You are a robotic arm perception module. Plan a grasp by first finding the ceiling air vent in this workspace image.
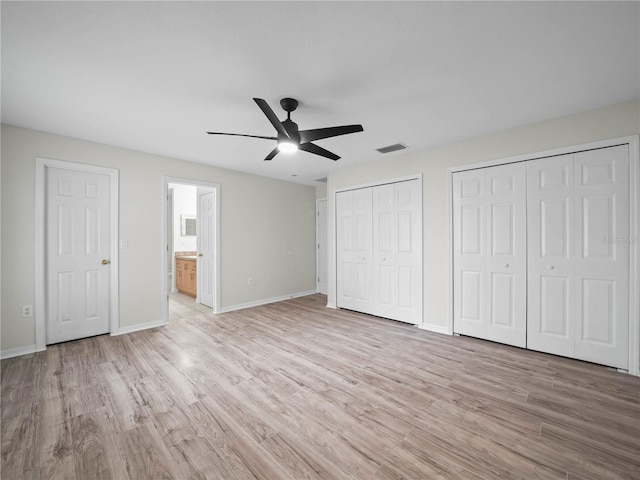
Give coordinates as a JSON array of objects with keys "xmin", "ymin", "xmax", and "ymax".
[{"xmin": 376, "ymin": 143, "xmax": 407, "ymax": 154}]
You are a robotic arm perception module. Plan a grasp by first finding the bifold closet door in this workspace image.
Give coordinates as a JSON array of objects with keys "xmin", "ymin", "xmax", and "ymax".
[
  {"xmin": 336, "ymin": 188, "xmax": 373, "ymax": 314},
  {"xmin": 453, "ymin": 163, "xmax": 527, "ymax": 347},
  {"xmin": 373, "ymin": 179, "xmax": 422, "ymax": 324},
  {"xmin": 527, "ymin": 146, "xmax": 629, "ymax": 369},
  {"xmin": 337, "ymin": 179, "xmax": 422, "ymax": 323}
]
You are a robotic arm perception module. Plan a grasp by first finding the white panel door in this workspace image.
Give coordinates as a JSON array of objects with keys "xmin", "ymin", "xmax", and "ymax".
[
  {"xmin": 46, "ymin": 167, "xmax": 111, "ymax": 344},
  {"xmin": 453, "ymin": 169, "xmax": 487, "ymax": 339},
  {"xmin": 198, "ymin": 191, "xmax": 215, "ymax": 308},
  {"xmin": 317, "ymin": 199, "xmax": 328, "ymax": 294},
  {"xmin": 373, "ymin": 184, "xmax": 396, "ymax": 319},
  {"xmin": 527, "ymin": 154, "xmax": 576, "ymax": 357},
  {"xmin": 336, "ymin": 188, "xmax": 373, "ymax": 313},
  {"xmin": 338, "ymin": 181, "xmax": 421, "ymax": 322},
  {"xmin": 574, "ymin": 146, "xmax": 629, "ymax": 369},
  {"xmin": 453, "ymin": 165, "xmax": 526, "ymax": 346},
  {"xmin": 336, "ymin": 190, "xmax": 355, "ymax": 309},
  {"xmin": 485, "ymin": 164, "xmax": 527, "ymax": 347},
  {"xmin": 353, "ymin": 188, "xmax": 374, "ymax": 314},
  {"xmin": 527, "ymin": 146, "xmax": 629, "ymax": 369},
  {"xmin": 392, "ymin": 179, "xmax": 422, "ymax": 324}
]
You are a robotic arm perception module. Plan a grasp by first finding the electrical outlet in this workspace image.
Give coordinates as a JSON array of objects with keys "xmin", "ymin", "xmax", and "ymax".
[
  {"xmin": 21, "ymin": 305, "xmax": 33, "ymax": 318},
  {"xmin": 247, "ymin": 278, "xmax": 253, "ymax": 286}
]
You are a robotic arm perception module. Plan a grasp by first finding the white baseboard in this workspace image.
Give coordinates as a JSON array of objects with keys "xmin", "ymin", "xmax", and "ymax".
[
  {"xmin": 219, "ymin": 290, "xmax": 316, "ymax": 314},
  {"xmin": 1, "ymin": 344, "xmax": 39, "ymax": 360},
  {"xmin": 112, "ymin": 319, "xmax": 168, "ymax": 336},
  {"xmin": 418, "ymin": 323, "xmax": 452, "ymax": 335}
]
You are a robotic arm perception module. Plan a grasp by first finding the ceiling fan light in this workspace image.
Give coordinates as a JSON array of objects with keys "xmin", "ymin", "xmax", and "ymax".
[{"xmin": 278, "ymin": 141, "xmax": 298, "ymax": 153}]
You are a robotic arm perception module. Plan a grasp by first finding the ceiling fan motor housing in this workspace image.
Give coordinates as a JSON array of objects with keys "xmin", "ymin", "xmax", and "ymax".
[{"xmin": 280, "ymin": 97, "xmax": 299, "ymax": 113}]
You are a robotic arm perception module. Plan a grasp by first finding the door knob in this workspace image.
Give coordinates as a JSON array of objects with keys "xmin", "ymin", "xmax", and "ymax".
[
  {"xmin": 547, "ymin": 265, "xmax": 554, "ymax": 270},
  {"xmin": 198, "ymin": 253, "xmax": 203, "ymax": 257},
  {"xmin": 504, "ymin": 263, "xmax": 509, "ymax": 268},
  {"xmin": 101, "ymin": 259, "xmax": 110, "ymax": 265}
]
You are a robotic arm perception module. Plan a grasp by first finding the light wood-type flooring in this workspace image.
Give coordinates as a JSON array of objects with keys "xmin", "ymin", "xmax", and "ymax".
[{"xmin": 2, "ymin": 294, "xmax": 639, "ymax": 479}]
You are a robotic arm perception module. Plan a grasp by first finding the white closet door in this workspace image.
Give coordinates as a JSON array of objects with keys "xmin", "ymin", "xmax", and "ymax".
[
  {"xmin": 393, "ymin": 179, "xmax": 422, "ymax": 324},
  {"xmin": 453, "ymin": 165, "xmax": 526, "ymax": 346},
  {"xmin": 353, "ymin": 188, "xmax": 374, "ymax": 314},
  {"xmin": 336, "ymin": 190, "xmax": 355, "ymax": 309},
  {"xmin": 336, "ymin": 188, "xmax": 373, "ymax": 314},
  {"xmin": 373, "ymin": 184, "xmax": 396, "ymax": 319},
  {"xmin": 527, "ymin": 146, "xmax": 629, "ymax": 369},
  {"xmin": 338, "ymin": 180, "xmax": 422, "ymax": 323},
  {"xmin": 485, "ymin": 164, "xmax": 527, "ymax": 347},
  {"xmin": 574, "ymin": 146, "xmax": 629, "ymax": 369},
  {"xmin": 372, "ymin": 179, "xmax": 422, "ymax": 324},
  {"xmin": 453, "ymin": 169, "xmax": 487, "ymax": 339},
  {"xmin": 527, "ymin": 154, "xmax": 576, "ymax": 357}
]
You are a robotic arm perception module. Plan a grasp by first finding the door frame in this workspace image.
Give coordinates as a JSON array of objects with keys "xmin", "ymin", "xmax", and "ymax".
[
  {"xmin": 162, "ymin": 176, "xmax": 220, "ymax": 316},
  {"xmin": 35, "ymin": 158, "xmax": 120, "ymax": 351},
  {"xmin": 448, "ymin": 135, "xmax": 640, "ymax": 376},
  {"xmin": 316, "ymin": 198, "xmax": 328, "ymax": 295}
]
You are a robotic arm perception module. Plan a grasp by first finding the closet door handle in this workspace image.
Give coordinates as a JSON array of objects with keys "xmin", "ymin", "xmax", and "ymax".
[
  {"xmin": 504, "ymin": 263, "xmax": 509, "ymax": 268},
  {"xmin": 547, "ymin": 265, "xmax": 554, "ymax": 270}
]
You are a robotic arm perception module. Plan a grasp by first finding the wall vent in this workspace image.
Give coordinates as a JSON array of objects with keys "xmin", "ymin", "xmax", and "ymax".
[{"xmin": 376, "ymin": 143, "xmax": 407, "ymax": 154}]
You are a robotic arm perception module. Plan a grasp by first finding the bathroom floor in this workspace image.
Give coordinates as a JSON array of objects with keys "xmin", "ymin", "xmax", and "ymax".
[{"xmin": 169, "ymin": 291, "xmax": 212, "ymax": 321}]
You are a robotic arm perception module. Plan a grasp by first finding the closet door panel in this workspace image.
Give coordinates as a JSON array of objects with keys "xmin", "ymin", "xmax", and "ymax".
[
  {"xmin": 453, "ymin": 170, "xmax": 487, "ymax": 338},
  {"xmin": 394, "ymin": 179, "xmax": 422, "ymax": 323},
  {"xmin": 453, "ymin": 165, "xmax": 526, "ymax": 346},
  {"xmin": 353, "ymin": 188, "xmax": 374, "ymax": 314},
  {"xmin": 373, "ymin": 184, "xmax": 396, "ymax": 317},
  {"xmin": 574, "ymin": 146, "xmax": 629, "ymax": 369},
  {"xmin": 485, "ymin": 163, "xmax": 526, "ymax": 347},
  {"xmin": 527, "ymin": 154, "xmax": 576, "ymax": 358},
  {"xmin": 336, "ymin": 191, "xmax": 355, "ymax": 309}
]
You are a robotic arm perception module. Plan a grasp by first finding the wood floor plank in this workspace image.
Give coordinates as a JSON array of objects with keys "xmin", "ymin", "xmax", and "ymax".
[
  {"xmin": 2, "ymin": 293, "xmax": 640, "ymax": 479},
  {"xmin": 116, "ymin": 422, "xmax": 181, "ymax": 479},
  {"xmin": 70, "ymin": 409, "xmax": 129, "ymax": 480}
]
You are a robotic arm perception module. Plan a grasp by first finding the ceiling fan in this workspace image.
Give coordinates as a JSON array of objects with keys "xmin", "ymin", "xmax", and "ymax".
[{"xmin": 207, "ymin": 98, "xmax": 363, "ymax": 161}]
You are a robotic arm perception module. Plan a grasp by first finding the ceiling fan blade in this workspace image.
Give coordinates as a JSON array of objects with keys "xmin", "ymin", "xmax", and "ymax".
[
  {"xmin": 299, "ymin": 142, "xmax": 340, "ymax": 161},
  {"xmin": 206, "ymin": 132, "xmax": 276, "ymax": 141},
  {"xmin": 264, "ymin": 146, "xmax": 279, "ymax": 161},
  {"xmin": 299, "ymin": 124, "xmax": 363, "ymax": 143},
  {"xmin": 253, "ymin": 98, "xmax": 290, "ymax": 139}
]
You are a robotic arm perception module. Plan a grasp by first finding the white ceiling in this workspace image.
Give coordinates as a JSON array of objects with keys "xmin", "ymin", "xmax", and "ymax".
[{"xmin": 2, "ymin": 1, "xmax": 639, "ymax": 186}]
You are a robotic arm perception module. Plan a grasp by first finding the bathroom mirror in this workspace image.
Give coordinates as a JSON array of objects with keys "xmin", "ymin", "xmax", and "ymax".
[{"xmin": 181, "ymin": 214, "xmax": 196, "ymax": 236}]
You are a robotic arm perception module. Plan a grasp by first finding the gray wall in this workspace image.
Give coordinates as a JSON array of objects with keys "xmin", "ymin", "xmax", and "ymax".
[{"xmin": 1, "ymin": 124, "xmax": 316, "ymax": 355}]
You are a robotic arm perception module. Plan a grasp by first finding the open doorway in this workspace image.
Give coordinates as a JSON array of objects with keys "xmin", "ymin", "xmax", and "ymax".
[{"xmin": 164, "ymin": 178, "xmax": 219, "ymax": 321}]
